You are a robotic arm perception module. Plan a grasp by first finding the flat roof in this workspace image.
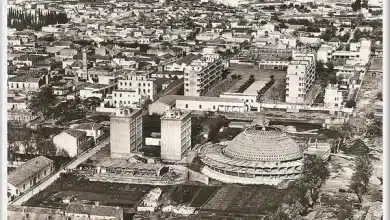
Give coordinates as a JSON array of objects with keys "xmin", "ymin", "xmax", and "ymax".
[
  {"xmin": 66, "ymin": 204, "xmax": 122, "ymax": 217},
  {"xmin": 155, "ymin": 95, "xmax": 244, "ymax": 105},
  {"xmin": 369, "ymin": 58, "xmax": 383, "ymax": 71},
  {"xmin": 175, "ymin": 95, "xmax": 244, "ymax": 103},
  {"xmin": 98, "ymin": 159, "xmax": 162, "ymax": 171},
  {"xmin": 243, "ymin": 81, "xmax": 267, "ymax": 95}
]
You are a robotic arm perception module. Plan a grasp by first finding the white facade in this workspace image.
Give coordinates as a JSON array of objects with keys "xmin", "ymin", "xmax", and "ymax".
[
  {"xmin": 332, "ymin": 40, "xmax": 371, "ymax": 65},
  {"xmin": 117, "ymin": 74, "xmax": 157, "ymax": 100},
  {"xmin": 112, "ymin": 90, "xmax": 140, "ymax": 108},
  {"xmin": 8, "ymin": 156, "xmax": 54, "ymax": 199},
  {"xmin": 176, "ymin": 97, "xmax": 247, "ymax": 112},
  {"xmin": 137, "ymin": 188, "xmax": 162, "ymax": 212},
  {"xmin": 8, "ymin": 81, "xmax": 40, "ymax": 91},
  {"xmin": 220, "ymin": 93, "xmax": 257, "ymax": 104},
  {"xmin": 317, "ymin": 45, "xmax": 334, "ymax": 63},
  {"xmin": 324, "ymin": 85, "xmax": 344, "ymax": 108},
  {"xmin": 195, "ymin": 32, "xmax": 220, "ymax": 41},
  {"xmin": 112, "ymin": 73, "xmax": 156, "ymax": 108},
  {"xmin": 98, "ymin": 75, "xmax": 119, "ymax": 85},
  {"xmin": 53, "ymin": 131, "xmax": 88, "ymax": 157},
  {"xmin": 110, "ymin": 108, "xmax": 143, "ymax": 158},
  {"xmin": 160, "ymin": 110, "xmax": 191, "ymax": 162},
  {"xmin": 285, "ymin": 53, "xmax": 316, "ymax": 104}
]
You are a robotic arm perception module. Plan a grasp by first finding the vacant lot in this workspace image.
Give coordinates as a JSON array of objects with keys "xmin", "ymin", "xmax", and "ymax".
[
  {"xmin": 228, "ymin": 64, "xmax": 286, "ymax": 93},
  {"xmin": 25, "ymin": 175, "xmax": 292, "ymax": 218},
  {"xmin": 202, "ymin": 185, "xmax": 292, "ymax": 215},
  {"xmin": 205, "ymin": 78, "xmax": 239, "ymax": 97},
  {"xmin": 166, "ymin": 185, "xmax": 219, "ymax": 207},
  {"xmin": 24, "ymin": 173, "xmax": 171, "ymax": 209}
]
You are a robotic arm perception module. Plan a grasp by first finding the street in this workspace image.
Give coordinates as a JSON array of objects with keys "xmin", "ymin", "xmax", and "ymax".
[{"xmin": 10, "ymin": 138, "xmax": 109, "ymax": 206}]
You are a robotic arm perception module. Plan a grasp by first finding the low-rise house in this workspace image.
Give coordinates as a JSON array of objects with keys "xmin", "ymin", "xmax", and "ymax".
[
  {"xmin": 324, "ymin": 84, "xmax": 344, "ymax": 108},
  {"xmin": 8, "ymin": 206, "xmax": 67, "ymax": 220},
  {"xmin": 55, "ymin": 48, "xmax": 78, "ymax": 60},
  {"xmin": 65, "ymin": 204, "xmax": 124, "ymax": 220},
  {"xmin": 79, "ymin": 83, "xmax": 117, "ymax": 99},
  {"xmin": 9, "ymin": 204, "xmax": 124, "ymax": 220},
  {"xmin": 72, "ymin": 122, "xmax": 104, "ymax": 142},
  {"xmin": 46, "ymin": 41, "xmax": 74, "ymax": 54},
  {"xmin": 367, "ymin": 58, "xmax": 383, "ymax": 77},
  {"xmin": 137, "ymin": 188, "xmax": 163, "ymax": 212},
  {"xmin": 8, "ymin": 76, "xmax": 43, "ymax": 91},
  {"xmin": 53, "ymin": 129, "xmax": 90, "ymax": 157},
  {"xmin": 8, "ymin": 96, "xmax": 27, "ymax": 111},
  {"xmin": 164, "ymin": 53, "xmax": 203, "ymax": 72},
  {"xmin": 149, "ymin": 95, "xmax": 247, "ymax": 115},
  {"xmin": 52, "ymin": 83, "xmax": 74, "ymax": 97},
  {"xmin": 196, "ymin": 31, "xmax": 220, "ymax": 41},
  {"xmin": 8, "ymin": 156, "xmax": 54, "ymax": 199}
]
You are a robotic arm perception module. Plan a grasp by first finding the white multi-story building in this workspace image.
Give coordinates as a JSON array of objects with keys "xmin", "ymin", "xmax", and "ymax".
[
  {"xmin": 160, "ymin": 110, "xmax": 191, "ymax": 162},
  {"xmin": 112, "ymin": 73, "xmax": 157, "ymax": 108},
  {"xmin": 331, "ymin": 40, "xmax": 371, "ymax": 66},
  {"xmin": 285, "ymin": 52, "xmax": 316, "ymax": 104},
  {"xmin": 184, "ymin": 52, "xmax": 225, "ymax": 96},
  {"xmin": 324, "ymin": 84, "xmax": 344, "ymax": 108},
  {"xmin": 110, "ymin": 108, "xmax": 143, "ymax": 158},
  {"xmin": 317, "ymin": 45, "xmax": 334, "ymax": 63}
]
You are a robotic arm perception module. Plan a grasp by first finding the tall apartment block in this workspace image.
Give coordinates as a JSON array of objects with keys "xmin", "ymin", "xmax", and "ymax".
[
  {"xmin": 184, "ymin": 53, "xmax": 225, "ymax": 96},
  {"xmin": 110, "ymin": 108, "xmax": 143, "ymax": 158},
  {"xmin": 285, "ymin": 52, "xmax": 316, "ymax": 104},
  {"xmin": 160, "ymin": 110, "xmax": 191, "ymax": 162}
]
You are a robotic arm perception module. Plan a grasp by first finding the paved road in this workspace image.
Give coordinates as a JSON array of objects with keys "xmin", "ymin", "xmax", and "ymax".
[{"xmin": 10, "ymin": 138, "xmax": 109, "ymax": 206}]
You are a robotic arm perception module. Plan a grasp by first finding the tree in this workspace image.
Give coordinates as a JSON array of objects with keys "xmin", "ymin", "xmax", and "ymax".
[
  {"xmin": 351, "ymin": 0, "xmax": 362, "ymax": 11},
  {"xmin": 337, "ymin": 207, "xmax": 354, "ymax": 220},
  {"xmin": 338, "ymin": 122, "xmax": 354, "ymax": 141},
  {"xmin": 12, "ymin": 125, "xmax": 36, "ymax": 154},
  {"xmin": 279, "ymin": 23, "xmax": 288, "ymax": 29},
  {"xmin": 366, "ymin": 119, "xmax": 382, "ymax": 137},
  {"xmin": 316, "ymin": 60, "xmax": 325, "ymax": 76},
  {"xmin": 353, "ymin": 29, "xmax": 362, "ymax": 42},
  {"xmin": 270, "ymin": 203, "xmax": 305, "ymax": 220},
  {"xmin": 7, "ymin": 121, "xmax": 20, "ymax": 153},
  {"xmin": 350, "ymin": 155, "xmax": 373, "ymax": 203},
  {"xmin": 28, "ymin": 87, "xmax": 56, "ymax": 119},
  {"xmin": 58, "ymin": 148, "xmax": 70, "ymax": 157},
  {"xmin": 345, "ymin": 99, "xmax": 356, "ymax": 108},
  {"xmin": 376, "ymin": 92, "xmax": 382, "ymax": 101},
  {"xmin": 141, "ymin": 98, "xmax": 153, "ymax": 110},
  {"xmin": 320, "ymin": 28, "xmax": 335, "ymax": 41},
  {"xmin": 345, "ymin": 43, "xmax": 351, "ymax": 51},
  {"xmin": 269, "ymin": 89, "xmax": 280, "ymax": 104},
  {"xmin": 36, "ymin": 139, "xmax": 57, "ymax": 156},
  {"xmin": 301, "ymin": 155, "xmax": 330, "ymax": 204},
  {"xmin": 270, "ymin": 80, "xmax": 287, "ymax": 103}
]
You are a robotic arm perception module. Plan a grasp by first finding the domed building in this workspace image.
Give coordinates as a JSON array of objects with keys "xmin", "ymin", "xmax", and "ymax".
[{"xmin": 199, "ymin": 117, "xmax": 304, "ymax": 185}]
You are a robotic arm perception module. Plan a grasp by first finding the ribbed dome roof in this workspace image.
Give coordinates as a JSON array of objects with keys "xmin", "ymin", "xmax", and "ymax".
[{"xmin": 223, "ymin": 127, "xmax": 303, "ymax": 162}]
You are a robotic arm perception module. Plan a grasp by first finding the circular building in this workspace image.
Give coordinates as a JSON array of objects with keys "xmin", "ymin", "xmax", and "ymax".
[{"xmin": 199, "ymin": 121, "xmax": 304, "ymax": 185}]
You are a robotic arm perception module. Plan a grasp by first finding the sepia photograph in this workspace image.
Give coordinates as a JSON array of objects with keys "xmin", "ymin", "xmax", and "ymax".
[{"xmin": 1, "ymin": 0, "xmax": 387, "ymax": 219}]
